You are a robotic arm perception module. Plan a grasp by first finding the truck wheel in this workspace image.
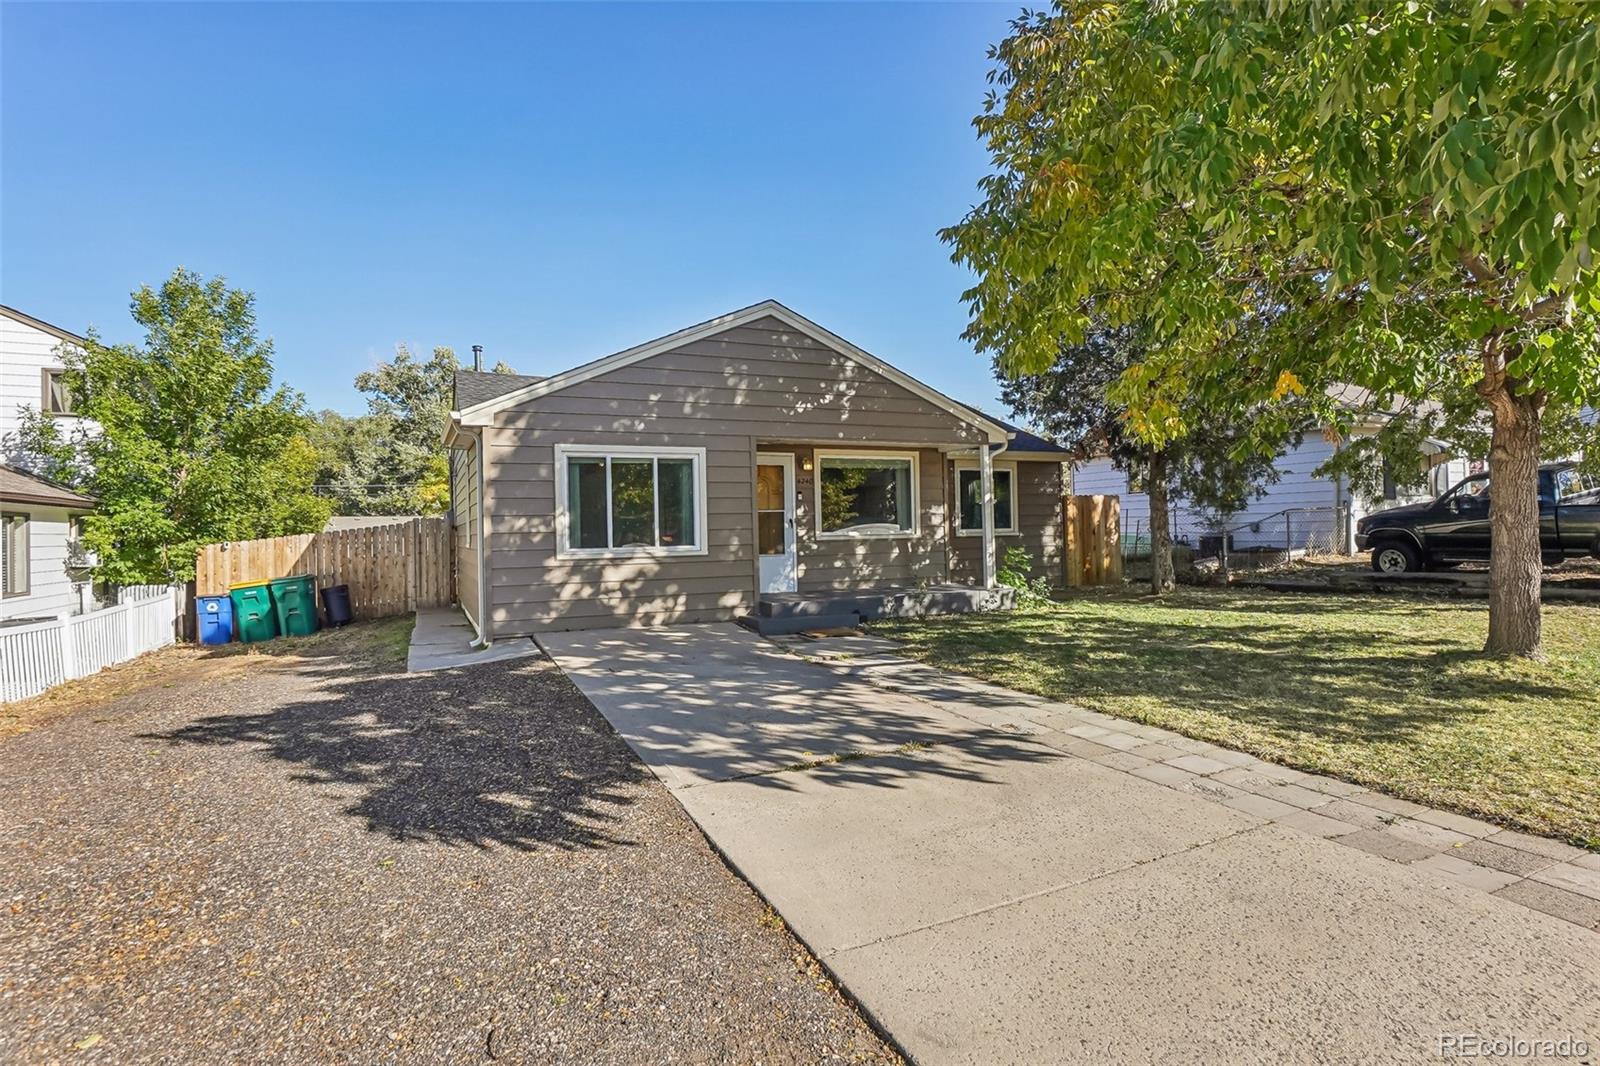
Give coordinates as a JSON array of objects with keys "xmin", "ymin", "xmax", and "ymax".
[{"xmin": 1371, "ymin": 542, "xmax": 1421, "ymax": 574}]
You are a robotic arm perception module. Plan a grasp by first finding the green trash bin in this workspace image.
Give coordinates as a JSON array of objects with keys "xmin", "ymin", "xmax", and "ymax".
[
  {"xmin": 229, "ymin": 581, "xmax": 279, "ymax": 643},
  {"xmin": 269, "ymin": 575, "xmax": 319, "ymax": 638}
]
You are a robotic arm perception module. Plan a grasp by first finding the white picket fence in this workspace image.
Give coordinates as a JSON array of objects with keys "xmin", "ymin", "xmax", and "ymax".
[{"xmin": 0, "ymin": 585, "xmax": 181, "ymax": 703}]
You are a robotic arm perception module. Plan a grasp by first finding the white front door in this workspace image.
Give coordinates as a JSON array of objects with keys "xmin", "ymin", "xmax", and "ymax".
[{"xmin": 755, "ymin": 453, "xmax": 797, "ymax": 593}]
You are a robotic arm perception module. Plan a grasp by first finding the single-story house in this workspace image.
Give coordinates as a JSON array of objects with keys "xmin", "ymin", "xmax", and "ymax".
[
  {"xmin": 1074, "ymin": 386, "xmax": 1473, "ymax": 557},
  {"xmin": 445, "ymin": 301, "xmax": 1071, "ymax": 639}
]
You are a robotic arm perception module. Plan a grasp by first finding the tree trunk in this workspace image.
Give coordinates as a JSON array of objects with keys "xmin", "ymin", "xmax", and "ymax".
[
  {"xmin": 1484, "ymin": 385, "xmax": 1545, "ymax": 657},
  {"xmin": 1147, "ymin": 449, "xmax": 1176, "ymax": 595}
]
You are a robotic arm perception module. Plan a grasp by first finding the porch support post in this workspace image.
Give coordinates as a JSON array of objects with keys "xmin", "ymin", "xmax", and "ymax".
[{"xmin": 979, "ymin": 445, "xmax": 997, "ymax": 588}]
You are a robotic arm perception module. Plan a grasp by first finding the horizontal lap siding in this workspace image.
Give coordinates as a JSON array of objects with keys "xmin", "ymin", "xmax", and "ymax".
[
  {"xmin": 948, "ymin": 461, "xmax": 1066, "ymax": 587},
  {"xmin": 1075, "ymin": 438, "xmax": 1342, "ymax": 548},
  {"xmin": 762, "ymin": 444, "xmax": 949, "ymax": 593},
  {"xmin": 450, "ymin": 441, "xmax": 481, "ymax": 627},
  {"xmin": 0, "ymin": 506, "xmax": 81, "ymax": 622},
  {"xmin": 484, "ymin": 317, "xmax": 984, "ymax": 633},
  {"xmin": 1017, "ymin": 462, "xmax": 1067, "ymax": 583}
]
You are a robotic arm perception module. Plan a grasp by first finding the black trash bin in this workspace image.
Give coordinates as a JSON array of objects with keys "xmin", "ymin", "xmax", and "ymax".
[{"xmin": 321, "ymin": 584, "xmax": 353, "ymax": 627}]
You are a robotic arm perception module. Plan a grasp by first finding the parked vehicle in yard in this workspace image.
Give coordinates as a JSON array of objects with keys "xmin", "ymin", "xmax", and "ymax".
[{"xmin": 1356, "ymin": 462, "xmax": 1600, "ymax": 573}]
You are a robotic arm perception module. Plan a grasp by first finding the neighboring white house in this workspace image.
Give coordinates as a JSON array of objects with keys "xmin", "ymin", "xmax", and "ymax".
[
  {"xmin": 0, "ymin": 305, "xmax": 100, "ymax": 621},
  {"xmin": 1, "ymin": 465, "xmax": 97, "ymax": 622},
  {"xmin": 1074, "ymin": 393, "xmax": 1474, "ymax": 557}
]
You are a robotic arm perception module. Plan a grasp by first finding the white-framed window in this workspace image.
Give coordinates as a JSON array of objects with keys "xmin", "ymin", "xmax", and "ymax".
[
  {"xmin": 953, "ymin": 461, "xmax": 1018, "ymax": 536},
  {"xmin": 554, "ymin": 444, "xmax": 708, "ymax": 559},
  {"xmin": 815, "ymin": 451, "xmax": 919, "ymax": 538},
  {"xmin": 2, "ymin": 512, "xmax": 29, "ymax": 598}
]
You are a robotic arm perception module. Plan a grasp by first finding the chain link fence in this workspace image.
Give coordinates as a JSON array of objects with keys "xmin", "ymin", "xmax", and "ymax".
[{"xmin": 1122, "ymin": 506, "xmax": 1349, "ymax": 572}]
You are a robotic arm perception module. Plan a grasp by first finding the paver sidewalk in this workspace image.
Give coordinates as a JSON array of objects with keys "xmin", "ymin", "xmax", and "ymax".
[
  {"xmin": 773, "ymin": 631, "xmax": 1600, "ymax": 929},
  {"xmin": 541, "ymin": 624, "xmax": 1600, "ymax": 1065}
]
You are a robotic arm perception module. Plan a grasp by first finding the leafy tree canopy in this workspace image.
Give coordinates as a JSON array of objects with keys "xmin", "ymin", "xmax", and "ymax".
[
  {"xmin": 13, "ymin": 269, "xmax": 329, "ymax": 583},
  {"xmin": 946, "ymin": 1, "xmax": 1600, "ymax": 422},
  {"xmin": 945, "ymin": 0, "xmax": 1600, "ymax": 654},
  {"xmin": 1000, "ymin": 320, "xmax": 1302, "ymax": 522},
  {"xmin": 311, "ymin": 346, "xmax": 516, "ymax": 516}
]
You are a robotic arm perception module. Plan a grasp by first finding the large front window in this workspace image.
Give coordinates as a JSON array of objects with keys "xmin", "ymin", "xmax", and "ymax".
[
  {"xmin": 816, "ymin": 453, "xmax": 917, "ymax": 537},
  {"xmin": 956, "ymin": 464, "xmax": 1016, "ymax": 535},
  {"xmin": 557, "ymin": 446, "xmax": 706, "ymax": 557}
]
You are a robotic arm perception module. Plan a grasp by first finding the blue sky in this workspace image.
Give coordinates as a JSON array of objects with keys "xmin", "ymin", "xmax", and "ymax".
[{"xmin": 2, "ymin": 2, "xmax": 1019, "ymax": 416}]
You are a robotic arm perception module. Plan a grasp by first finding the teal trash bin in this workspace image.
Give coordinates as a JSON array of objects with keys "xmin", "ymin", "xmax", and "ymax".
[
  {"xmin": 269, "ymin": 575, "xmax": 319, "ymax": 637},
  {"xmin": 229, "ymin": 581, "xmax": 279, "ymax": 643}
]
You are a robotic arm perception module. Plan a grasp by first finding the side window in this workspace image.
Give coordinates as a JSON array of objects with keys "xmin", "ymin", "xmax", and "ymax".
[
  {"xmin": 2, "ymin": 512, "xmax": 30, "ymax": 597},
  {"xmin": 1454, "ymin": 475, "xmax": 1491, "ymax": 513},
  {"xmin": 1557, "ymin": 469, "xmax": 1600, "ymax": 501},
  {"xmin": 42, "ymin": 369, "xmax": 79, "ymax": 416}
]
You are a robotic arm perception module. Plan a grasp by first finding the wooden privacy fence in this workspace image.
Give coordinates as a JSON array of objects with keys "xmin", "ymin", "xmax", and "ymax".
[
  {"xmin": 1063, "ymin": 494, "xmax": 1123, "ymax": 587},
  {"xmin": 194, "ymin": 517, "xmax": 451, "ymax": 619}
]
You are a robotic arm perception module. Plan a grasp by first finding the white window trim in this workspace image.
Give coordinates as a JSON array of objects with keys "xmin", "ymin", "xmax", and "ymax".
[
  {"xmin": 953, "ymin": 460, "xmax": 1020, "ymax": 537},
  {"xmin": 813, "ymin": 449, "xmax": 920, "ymax": 540},
  {"xmin": 553, "ymin": 443, "xmax": 709, "ymax": 560}
]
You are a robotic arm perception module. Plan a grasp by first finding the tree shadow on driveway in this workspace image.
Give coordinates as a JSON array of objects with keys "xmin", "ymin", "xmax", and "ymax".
[{"xmin": 144, "ymin": 649, "xmax": 651, "ymax": 852}]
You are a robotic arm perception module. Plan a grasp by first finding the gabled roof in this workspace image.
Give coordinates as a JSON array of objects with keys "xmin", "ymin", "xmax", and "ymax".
[
  {"xmin": 453, "ymin": 369, "xmax": 545, "ymax": 409},
  {"xmin": 452, "ymin": 300, "xmax": 1009, "ymax": 443},
  {"xmin": 0, "ymin": 305, "xmax": 87, "ymax": 346},
  {"xmin": 996, "ymin": 420, "xmax": 1073, "ymax": 456},
  {"xmin": 0, "ymin": 464, "xmax": 96, "ymax": 510}
]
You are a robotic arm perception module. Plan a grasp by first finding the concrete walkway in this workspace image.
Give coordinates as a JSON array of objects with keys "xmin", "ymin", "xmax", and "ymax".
[
  {"xmin": 406, "ymin": 607, "xmax": 537, "ymax": 672},
  {"xmin": 540, "ymin": 623, "xmax": 1600, "ymax": 1064}
]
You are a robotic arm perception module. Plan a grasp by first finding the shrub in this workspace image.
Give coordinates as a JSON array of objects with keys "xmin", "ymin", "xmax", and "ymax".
[{"xmin": 997, "ymin": 546, "xmax": 1054, "ymax": 607}]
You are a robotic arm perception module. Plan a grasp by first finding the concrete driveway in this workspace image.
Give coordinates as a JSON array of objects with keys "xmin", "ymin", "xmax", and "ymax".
[{"xmin": 539, "ymin": 624, "xmax": 1600, "ymax": 1064}]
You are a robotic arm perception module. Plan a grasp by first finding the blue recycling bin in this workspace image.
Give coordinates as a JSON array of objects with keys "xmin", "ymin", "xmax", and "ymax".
[{"xmin": 197, "ymin": 595, "xmax": 234, "ymax": 646}]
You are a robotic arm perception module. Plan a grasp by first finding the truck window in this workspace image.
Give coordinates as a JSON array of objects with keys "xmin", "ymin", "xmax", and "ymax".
[
  {"xmin": 1442, "ymin": 474, "xmax": 1491, "ymax": 513},
  {"xmin": 1556, "ymin": 469, "xmax": 1600, "ymax": 500}
]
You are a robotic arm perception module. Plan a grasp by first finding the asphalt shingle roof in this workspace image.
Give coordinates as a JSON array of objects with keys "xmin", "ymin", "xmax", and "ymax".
[
  {"xmin": 452, "ymin": 369, "xmax": 545, "ymax": 410},
  {"xmin": 0, "ymin": 464, "xmax": 96, "ymax": 509}
]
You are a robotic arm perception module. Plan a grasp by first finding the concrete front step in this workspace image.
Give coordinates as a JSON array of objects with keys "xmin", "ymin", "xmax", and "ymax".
[
  {"xmin": 756, "ymin": 585, "xmax": 1015, "ymax": 621},
  {"xmin": 737, "ymin": 611, "xmax": 862, "ymax": 637}
]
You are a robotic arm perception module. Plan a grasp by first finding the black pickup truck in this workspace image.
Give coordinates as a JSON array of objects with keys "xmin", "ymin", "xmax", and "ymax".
[{"xmin": 1355, "ymin": 461, "xmax": 1600, "ymax": 573}]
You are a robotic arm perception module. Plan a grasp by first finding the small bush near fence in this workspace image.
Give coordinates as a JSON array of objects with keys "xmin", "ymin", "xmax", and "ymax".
[{"xmin": 0, "ymin": 585, "xmax": 180, "ymax": 703}]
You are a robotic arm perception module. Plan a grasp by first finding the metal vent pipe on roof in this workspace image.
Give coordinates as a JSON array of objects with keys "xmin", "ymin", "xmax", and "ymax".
[{"xmin": 472, "ymin": 344, "xmax": 483, "ymax": 372}]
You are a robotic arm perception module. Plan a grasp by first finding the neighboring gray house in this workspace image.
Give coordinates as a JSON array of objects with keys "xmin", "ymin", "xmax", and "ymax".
[{"xmin": 445, "ymin": 301, "xmax": 1070, "ymax": 638}]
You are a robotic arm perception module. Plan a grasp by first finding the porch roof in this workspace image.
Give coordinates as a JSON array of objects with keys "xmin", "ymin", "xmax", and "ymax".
[{"xmin": 0, "ymin": 464, "xmax": 96, "ymax": 510}]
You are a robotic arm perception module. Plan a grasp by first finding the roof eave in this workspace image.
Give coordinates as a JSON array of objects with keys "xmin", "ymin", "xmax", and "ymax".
[{"xmin": 1, "ymin": 492, "xmax": 97, "ymax": 510}]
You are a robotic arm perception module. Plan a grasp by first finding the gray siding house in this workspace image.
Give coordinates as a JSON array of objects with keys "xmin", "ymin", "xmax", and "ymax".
[{"xmin": 445, "ymin": 301, "xmax": 1070, "ymax": 639}]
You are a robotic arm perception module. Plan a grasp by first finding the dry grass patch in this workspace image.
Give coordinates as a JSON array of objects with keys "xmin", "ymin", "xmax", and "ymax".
[{"xmin": 0, "ymin": 616, "xmax": 415, "ymax": 742}]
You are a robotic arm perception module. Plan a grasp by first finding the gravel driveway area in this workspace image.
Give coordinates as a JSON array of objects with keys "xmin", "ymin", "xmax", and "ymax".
[{"xmin": 0, "ymin": 621, "xmax": 895, "ymax": 1065}]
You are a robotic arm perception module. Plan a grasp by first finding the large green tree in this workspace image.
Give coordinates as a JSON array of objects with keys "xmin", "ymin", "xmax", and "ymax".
[
  {"xmin": 944, "ymin": 1, "xmax": 1600, "ymax": 657},
  {"xmin": 13, "ymin": 269, "xmax": 329, "ymax": 583},
  {"xmin": 310, "ymin": 347, "xmax": 516, "ymax": 516},
  {"xmin": 1000, "ymin": 320, "xmax": 1301, "ymax": 592}
]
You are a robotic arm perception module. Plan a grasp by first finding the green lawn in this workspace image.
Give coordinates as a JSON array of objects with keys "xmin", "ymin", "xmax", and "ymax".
[{"xmin": 871, "ymin": 589, "xmax": 1600, "ymax": 849}]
